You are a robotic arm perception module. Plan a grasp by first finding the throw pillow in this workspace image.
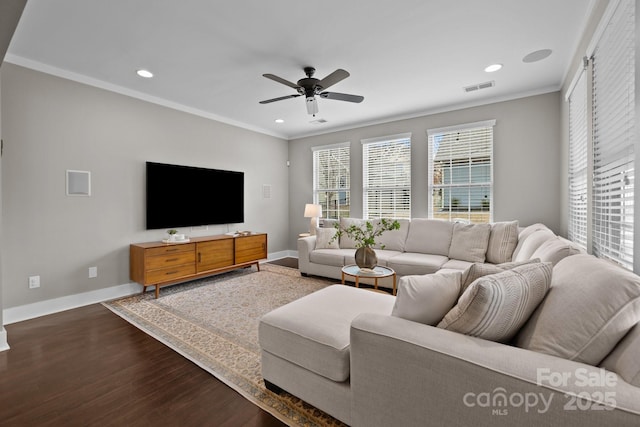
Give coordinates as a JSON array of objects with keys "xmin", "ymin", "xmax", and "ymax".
[
  {"xmin": 315, "ymin": 227, "xmax": 339, "ymax": 249},
  {"xmin": 512, "ymin": 228, "xmax": 555, "ymax": 262},
  {"xmin": 515, "ymin": 254, "xmax": 640, "ymax": 365},
  {"xmin": 438, "ymin": 262, "xmax": 552, "ymax": 343},
  {"xmin": 460, "ymin": 258, "xmax": 542, "ymax": 294},
  {"xmin": 392, "ymin": 272, "xmax": 462, "ymax": 326},
  {"xmin": 486, "ymin": 220, "xmax": 519, "ymax": 264},
  {"xmin": 448, "ymin": 223, "xmax": 491, "ymax": 263}
]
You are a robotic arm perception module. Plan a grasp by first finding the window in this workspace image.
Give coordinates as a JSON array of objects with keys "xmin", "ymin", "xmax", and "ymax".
[
  {"xmin": 362, "ymin": 133, "xmax": 411, "ymax": 219},
  {"xmin": 312, "ymin": 143, "xmax": 350, "ymax": 220},
  {"xmin": 428, "ymin": 120, "xmax": 495, "ymax": 223},
  {"xmin": 567, "ymin": 71, "xmax": 588, "ymax": 249},
  {"xmin": 591, "ymin": 0, "xmax": 635, "ymax": 269}
]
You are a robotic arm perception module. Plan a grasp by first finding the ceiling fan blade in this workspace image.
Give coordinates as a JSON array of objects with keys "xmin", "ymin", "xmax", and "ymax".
[
  {"xmin": 320, "ymin": 92, "xmax": 364, "ymax": 103},
  {"xmin": 263, "ymin": 73, "xmax": 301, "ymax": 90},
  {"xmin": 259, "ymin": 94, "xmax": 301, "ymax": 104},
  {"xmin": 317, "ymin": 69, "xmax": 350, "ymax": 90}
]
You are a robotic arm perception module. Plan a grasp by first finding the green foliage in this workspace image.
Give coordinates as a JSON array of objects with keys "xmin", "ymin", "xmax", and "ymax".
[
  {"xmin": 330, "ymin": 218, "xmax": 401, "ymax": 249},
  {"xmin": 167, "ymin": 229, "xmax": 178, "ymax": 235}
]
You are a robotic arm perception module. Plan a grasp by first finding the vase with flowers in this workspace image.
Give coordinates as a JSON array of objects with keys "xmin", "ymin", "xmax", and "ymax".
[{"xmin": 330, "ymin": 218, "xmax": 401, "ymax": 270}]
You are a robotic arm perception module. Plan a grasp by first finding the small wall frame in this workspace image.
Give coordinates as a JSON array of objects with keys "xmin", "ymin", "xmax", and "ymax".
[{"xmin": 66, "ymin": 170, "xmax": 91, "ymax": 196}]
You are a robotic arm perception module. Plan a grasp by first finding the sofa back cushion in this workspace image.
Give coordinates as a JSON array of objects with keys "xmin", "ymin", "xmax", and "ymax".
[
  {"xmin": 513, "ymin": 228, "xmax": 556, "ymax": 262},
  {"xmin": 600, "ymin": 324, "xmax": 640, "ymax": 387},
  {"xmin": 515, "ymin": 254, "xmax": 640, "ymax": 365},
  {"xmin": 404, "ymin": 219, "xmax": 454, "ymax": 256},
  {"xmin": 448, "ymin": 223, "xmax": 491, "ymax": 263},
  {"xmin": 438, "ymin": 262, "xmax": 552, "ymax": 343},
  {"xmin": 338, "ymin": 217, "xmax": 366, "ymax": 249},
  {"xmin": 486, "ymin": 221, "xmax": 519, "ymax": 264},
  {"xmin": 373, "ymin": 219, "xmax": 410, "ymax": 252},
  {"xmin": 529, "ymin": 236, "xmax": 584, "ymax": 266}
]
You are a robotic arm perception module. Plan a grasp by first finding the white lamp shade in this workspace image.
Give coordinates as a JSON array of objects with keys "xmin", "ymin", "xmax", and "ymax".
[{"xmin": 304, "ymin": 203, "xmax": 322, "ymax": 218}]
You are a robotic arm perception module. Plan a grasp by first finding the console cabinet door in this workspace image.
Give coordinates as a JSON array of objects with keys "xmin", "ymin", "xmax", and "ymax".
[
  {"xmin": 196, "ymin": 239, "xmax": 234, "ymax": 272},
  {"xmin": 235, "ymin": 234, "xmax": 267, "ymax": 264}
]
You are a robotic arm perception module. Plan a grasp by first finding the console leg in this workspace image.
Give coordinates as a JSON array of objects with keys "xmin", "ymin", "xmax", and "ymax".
[
  {"xmin": 264, "ymin": 380, "xmax": 283, "ymax": 394},
  {"xmin": 301, "ymin": 272, "xmax": 309, "ymax": 277}
]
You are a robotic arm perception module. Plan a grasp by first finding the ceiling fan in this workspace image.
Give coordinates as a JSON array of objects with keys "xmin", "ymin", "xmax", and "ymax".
[{"xmin": 259, "ymin": 67, "xmax": 364, "ymax": 116}]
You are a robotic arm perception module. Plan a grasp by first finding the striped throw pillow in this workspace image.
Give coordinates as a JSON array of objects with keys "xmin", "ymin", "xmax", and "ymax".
[{"xmin": 438, "ymin": 262, "xmax": 552, "ymax": 343}]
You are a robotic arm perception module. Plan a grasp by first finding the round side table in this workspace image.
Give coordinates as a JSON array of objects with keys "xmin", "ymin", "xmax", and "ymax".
[{"xmin": 341, "ymin": 264, "xmax": 397, "ymax": 295}]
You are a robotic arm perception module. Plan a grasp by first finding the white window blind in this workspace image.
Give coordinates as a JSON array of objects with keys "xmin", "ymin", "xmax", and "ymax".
[
  {"xmin": 428, "ymin": 120, "xmax": 495, "ymax": 223},
  {"xmin": 312, "ymin": 143, "xmax": 350, "ymax": 220},
  {"xmin": 568, "ymin": 71, "xmax": 588, "ymax": 249},
  {"xmin": 591, "ymin": 0, "xmax": 635, "ymax": 269},
  {"xmin": 362, "ymin": 134, "xmax": 411, "ymax": 219}
]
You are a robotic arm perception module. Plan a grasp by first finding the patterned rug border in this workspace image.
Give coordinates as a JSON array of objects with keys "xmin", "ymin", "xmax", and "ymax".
[{"xmin": 102, "ymin": 263, "xmax": 344, "ymax": 427}]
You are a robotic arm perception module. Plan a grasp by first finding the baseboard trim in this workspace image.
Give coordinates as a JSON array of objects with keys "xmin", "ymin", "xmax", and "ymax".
[
  {"xmin": 3, "ymin": 282, "xmax": 142, "ymax": 325},
  {"xmin": 2, "ymin": 251, "xmax": 297, "ymax": 325},
  {"xmin": 0, "ymin": 327, "xmax": 9, "ymax": 352}
]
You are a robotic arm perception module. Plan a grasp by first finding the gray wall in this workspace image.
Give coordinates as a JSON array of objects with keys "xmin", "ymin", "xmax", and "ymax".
[
  {"xmin": 1, "ymin": 64, "xmax": 289, "ymax": 308},
  {"xmin": 288, "ymin": 92, "xmax": 562, "ymax": 250}
]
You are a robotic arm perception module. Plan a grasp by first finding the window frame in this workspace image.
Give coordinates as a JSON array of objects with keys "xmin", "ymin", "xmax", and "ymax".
[{"xmin": 311, "ymin": 142, "xmax": 351, "ymax": 220}]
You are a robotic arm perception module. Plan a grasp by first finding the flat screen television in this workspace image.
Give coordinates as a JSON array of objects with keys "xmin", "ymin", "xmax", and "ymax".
[{"xmin": 146, "ymin": 161, "xmax": 244, "ymax": 230}]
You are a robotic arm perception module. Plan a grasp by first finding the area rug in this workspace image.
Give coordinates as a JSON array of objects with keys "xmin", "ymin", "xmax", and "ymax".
[{"xmin": 102, "ymin": 263, "xmax": 346, "ymax": 427}]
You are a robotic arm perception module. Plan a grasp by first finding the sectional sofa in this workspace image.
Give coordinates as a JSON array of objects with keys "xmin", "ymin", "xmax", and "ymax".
[{"xmin": 259, "ymin": 219, "xmax": 640, "ymax": 426}]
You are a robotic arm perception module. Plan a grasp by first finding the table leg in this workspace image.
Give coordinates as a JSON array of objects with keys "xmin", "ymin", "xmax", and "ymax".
[
  {"xmin": 342, "ymin": 271, "xmax": 345, "ymax": 285},
  {"xmin": 374, "ymin": 277, "xmax": 378, "ymax": 291},
  {"xmin": 393, "ymin": 273, "xmax": 397, "ymax": 296},
  {"xmin": 355, "ymin": 276, "xmax": 360, "ymax": 288}
]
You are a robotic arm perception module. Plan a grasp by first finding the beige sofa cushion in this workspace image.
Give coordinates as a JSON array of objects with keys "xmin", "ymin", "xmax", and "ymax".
[
  {"xmin": 259, "ymin": 285, "xmax": 395, "ymax": 382},
  {"xmin": 403, "ymin": 219, "xmax": 453, "ymax": 256},
  {"xmin": 513, "ymin": 228, "xmax": 556, "ymax": 262},
  {"xmin": 386, "ymin": 253, "xmax": 449, "ymax": 276},
  {"xmin": 338, "ymin": 217, "xmax": 366, "ymax": 249},
  {"xmin": 315, "ymin": 227, "xmax": 339, "ymax": 249},
  {"xmin": 529, "ymin": 236, "xmax": 583, "ymax": 266},
  {"xmin": 373, "ymin": 218, "xmax": 410, "ymax": 252},
  {"xmin": 511, "ymin": 223, "xmax": 551, "ymax": 259},
  {"xmin": 459, "ymin": 258, "xmax": 541, "ymax": 294},
  {"xmin": 600, "ymin": 324, "xmax": 640, "ymax": 387},
  {"xmin": 448, "ymin": 223, "xmax": 491, "ymax": 263},
  {"xmin": 392, "ymin": 272, "xmax": 462, "ymax": 326},
  {"xmin": 486, "ymin": 220, "xmax": 519, "ymax": 264},
  {"xmin": 438, "ymin": 262, "xmax": 552, "ymax": 343},
  {"xmin": 516, "ymin": 254, "xmax": 640, "ymax": 365}
]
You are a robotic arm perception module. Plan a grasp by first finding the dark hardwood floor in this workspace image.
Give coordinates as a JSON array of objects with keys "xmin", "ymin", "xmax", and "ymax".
[{"xmin": 0, "ymin": 304, "xmax": 287, "ymax": 427}]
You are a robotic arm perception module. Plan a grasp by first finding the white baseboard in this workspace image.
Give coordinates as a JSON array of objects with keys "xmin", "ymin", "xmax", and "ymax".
[
  {"xmin": 2, "ymin": 251, "xmax": 298, "ymax": 326},
  {"xmin": 3, "ymin": 282, "xmax": 142, "ymax": 325},
  {"xmin": 0, "ymin": 327, "xmax": 9, "ymax": 352},
  {"xmin": 266, "ymin": 250, "xmax": 297, "ymax": 260}
]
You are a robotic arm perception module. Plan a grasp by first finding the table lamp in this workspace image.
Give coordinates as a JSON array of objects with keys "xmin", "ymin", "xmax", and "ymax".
[{"xmin": 304, "ymin": 203, "xmax": 322, "ymax": 235}]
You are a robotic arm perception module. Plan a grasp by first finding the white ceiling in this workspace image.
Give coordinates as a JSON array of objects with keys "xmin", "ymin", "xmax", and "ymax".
[{"xmin": 6, "ymin": 0, "xmax": 594, "ymax": 140}]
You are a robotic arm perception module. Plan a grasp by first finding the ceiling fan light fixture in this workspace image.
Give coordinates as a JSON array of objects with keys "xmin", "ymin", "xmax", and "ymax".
[{"xmin": 306, "ymin": 97, "xmax": 319, "ymax": 115}]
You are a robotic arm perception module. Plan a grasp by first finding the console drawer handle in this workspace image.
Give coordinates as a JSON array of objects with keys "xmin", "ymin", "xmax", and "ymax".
[
  {"xmin": 165, "ymin": 258, "xmax": 178, "ymax": 262},
  {"xmin": 165, "ymin": 271, "xmax": 178, "ymax": 275}
]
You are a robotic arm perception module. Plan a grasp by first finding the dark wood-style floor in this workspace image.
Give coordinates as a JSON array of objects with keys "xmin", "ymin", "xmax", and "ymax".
[{"xmin": 0, "ymin": 302, "xmax": 287, "ymax": 426}]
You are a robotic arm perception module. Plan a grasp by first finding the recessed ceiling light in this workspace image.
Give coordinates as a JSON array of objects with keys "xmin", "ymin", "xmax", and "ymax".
[
  {"xmin": 274, "ymin": 119, "xmax": 284, "ymax": 123},
  {"xmin": 136, "ymin": 69, "xmax": 154, "ymax": 78},
  {"xmin": 484, "ymin": 63, "xmax": 503, "ymax": 73},
  {"xmin": 522, "ymin": 49, "xmax": 552, "ymax": 63}
]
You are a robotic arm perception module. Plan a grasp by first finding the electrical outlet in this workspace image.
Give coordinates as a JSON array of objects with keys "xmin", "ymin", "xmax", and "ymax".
[
  {"xmin": 88, "ymin": 266, "xmax": 97, "ymax": 278},
  {"xmin": 28, "ymin": 275, "xmax": 40, "ymax": 289}
]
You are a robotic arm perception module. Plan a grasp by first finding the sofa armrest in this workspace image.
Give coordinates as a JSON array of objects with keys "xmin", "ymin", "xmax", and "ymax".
[
  {"xmin": 350, "ymin": 313, "xmax": 640, "ymax": 427},
  {"xmin": 297, "ymin": 235, "xmax": 316, "ymax": 274}
]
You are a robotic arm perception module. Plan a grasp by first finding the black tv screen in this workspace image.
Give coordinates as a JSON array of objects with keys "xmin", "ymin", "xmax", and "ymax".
[{"xmin": 146, "ymin": 162, "xmax": 244, "ymax": 230}]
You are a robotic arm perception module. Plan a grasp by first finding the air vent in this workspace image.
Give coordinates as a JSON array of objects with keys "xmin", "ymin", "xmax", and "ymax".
[
  {"xmin": 310, "ymin": 118, "xmax": 328, "ymax": 125},
  {"xmin": 463, "ymin": 81, "xmax": 495, "ymax": 93}
]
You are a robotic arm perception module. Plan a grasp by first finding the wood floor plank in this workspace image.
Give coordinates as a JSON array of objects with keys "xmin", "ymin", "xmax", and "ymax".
[{"xmin": 0, "ymin": 304, "xmax": 286, "ymax": 427}]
